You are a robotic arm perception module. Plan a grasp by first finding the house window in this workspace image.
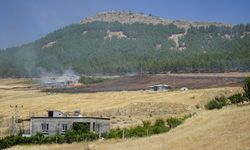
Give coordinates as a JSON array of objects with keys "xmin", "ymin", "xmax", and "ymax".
[
  {"xmin": 41, "ymin": 123, "xmax": 49, "ymax": 133},
  {"xmin": 93, "ymin": 122, "xmax": 95, "ymax": 131},
  {"xmin": 62, "ymin": 124, "xmax": 68, "ymax": 132},
  {"xmin": 48, "ymin": 111, "xmax": 53, "ymax": 117}
]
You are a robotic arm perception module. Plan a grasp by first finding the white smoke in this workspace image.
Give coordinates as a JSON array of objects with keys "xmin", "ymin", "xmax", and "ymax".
[{"xmin": 39, "ymin": 69, "xmax": 80, "ymax": 84}]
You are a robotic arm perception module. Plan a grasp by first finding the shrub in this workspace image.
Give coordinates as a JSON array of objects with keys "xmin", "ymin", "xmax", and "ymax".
[
  {"xmin": 0, "ymin": 136, "xmax": 12, "ymax": 149},
  {"xmin": 243, "ymin": 77, "xmax": 250, "ymax": 100},
  {"xmin": 166, "ymin": 118, "xmax": 183, "ymax": 128},
  {"xmin": 154, "ymin": 119, "xmax": 165, "ymax": 127},
  {"xmin": 149, "ymin": 125, "xmax": 169, "ymax": 134},
  {"xmin": 205, "ymin": 96, "xmax": 227, "ymax": 110},
  {"xmin": 64, "ymin": 131, "xmax": 98, "ymax": 143},
  {"xmin": 104, "ymin": 119, "xmax": 170, "ymax": 139},
  {"xmin": 228, "ymin": 93, "xmax": 245, "ymax": 104},
  {"xmin": 195, "ymin": 104, "xmax": 200, "ymax": 109},
  {"xmin": 72, "ymin": 122, "xmax": 89, "ymax": 133},
  {"xmin": 182, "ymin": 113, "xmax": 194, "ymax": 120},
  {"xmin": 127, "ymin": 126, "xmax": 147, "ymax": 137},
  {"xmin": 51, "ymin": 133, "xmax": 64, "ymax": 144},
  {"xmin": 105, "ymin": 128, "xmax": 123, "ymax": 139},
  {"xmin": 31, "ymin": 133, "xmax": 45, "ymax": 144},
  {"xmin": 65, "ymin": 131, "xmax": 78, "ymax": 143},
  {"xmin": 0, "ymin": 134, "xmax": 53, "ymax": 149},
  {"xmin": 142, "ymin": 121, "xmax": 151, "ymax": 128}
]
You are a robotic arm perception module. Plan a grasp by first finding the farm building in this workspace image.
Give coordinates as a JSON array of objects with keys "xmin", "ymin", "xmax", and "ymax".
[
  {"xmin": 30, "ymin": 110, "xmax": 110, "ymax": 136},
  {"xmin": 148, "ymin": 84, "xmax": 172, "ymax": 91},
  {"xmin": 180, "ymin": 87, "xmax": 188, "ymax": 91}
]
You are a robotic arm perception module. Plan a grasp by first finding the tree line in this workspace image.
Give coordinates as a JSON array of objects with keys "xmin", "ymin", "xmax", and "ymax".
[{"xmin": 0, "ymin": 21, "xmax": 250, "ymax": 77}]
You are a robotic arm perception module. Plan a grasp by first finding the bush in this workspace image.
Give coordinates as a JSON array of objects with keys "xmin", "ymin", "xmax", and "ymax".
[
  {"xmin": 142, "ymin": 121, "xmax": 151, "ymax": 128},
  {"xmin": 64, "ymin": 131, "xmax": 78, "ymax": 143},
  {"xmin": 149, "ymin": 125, "xmax": 169, "ymax": 134},
  {"xmin": 205, "ymin": 96, "xmax": 228, "ymax": 110},
  {"xmin": 0, "ymin": 133, "xmax": 54, "ymax": 149},
  {"xmin": 154, "ymin": 119, "xmax": 165, "ymax": 127},
  {"xmin": 228, "ymin": 93, "xmax": 245, "ymax": 104},
  {"xmin": 127, "ymin": 126, "xmax": 147, "ymax": 137},
  {"xmin": 182, "ymin": 114, "xmax": 194, "ymax": 120},
  {"xmin": 72, "ymin": 122, "xmax": 89, "ymax": 133},
  {"xmin": 64, "ymin": 131, "xmax": 98, "ymax": 143},
  {"xmin": 104, "ymin": 119, "xmax": 169, "ymax": 139},
  {"xmin": 105, "ymin": 128, "xmax": 123, "ymax": 139},
  {"xmin": 243, "ymin": 77, "xmax": 250, "ymax": 100},
  {"xmin": 166, "ymin": 118, "xmax": 183, "ymax": 128},
  {"xmin": 51, "ymin": 133, "xmax": 64, "ymax": 144}
]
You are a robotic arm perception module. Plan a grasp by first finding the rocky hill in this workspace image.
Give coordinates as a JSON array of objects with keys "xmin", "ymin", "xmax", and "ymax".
[
  {"xmin": 81, "ymin": 11, "xmax": 228, "ymax": 29},
  {"xmin": 0, "ymin": 11, "xmax": 249, "ymax": 77}
]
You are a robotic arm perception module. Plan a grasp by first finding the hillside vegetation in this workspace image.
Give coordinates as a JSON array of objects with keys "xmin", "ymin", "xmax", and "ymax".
[{"xmin": 0, "ymin": 11, "xmax": 250, "ymax": 77}]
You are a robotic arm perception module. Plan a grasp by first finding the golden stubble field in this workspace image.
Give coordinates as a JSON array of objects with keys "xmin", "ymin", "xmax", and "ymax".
[
  {"xmin": 0, "ymin": 78, "xmax": 241, "ymax": 134},
  {"xmin": 0, "ymin": 78, "xmax": 249, "ymax": 150}
]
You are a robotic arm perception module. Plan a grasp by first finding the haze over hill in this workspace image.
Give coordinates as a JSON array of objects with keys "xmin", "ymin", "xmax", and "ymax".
[{"xmin": 0, "ymin": 11, "xmax": 250, "ymax": 77}]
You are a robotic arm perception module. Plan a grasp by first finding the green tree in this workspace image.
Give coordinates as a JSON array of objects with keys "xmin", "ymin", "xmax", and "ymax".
[{"xmin": 243, "ymin": 77, "xmax": 250, "ymax": 100}]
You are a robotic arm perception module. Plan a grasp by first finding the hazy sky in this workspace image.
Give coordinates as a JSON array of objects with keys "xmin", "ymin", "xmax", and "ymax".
[{"xmin": 0, "ymin": 0, "xmax": 250, "ymax": 49}]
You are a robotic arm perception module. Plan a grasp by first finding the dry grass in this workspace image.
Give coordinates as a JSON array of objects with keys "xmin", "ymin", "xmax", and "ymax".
[
  {"xmin": 10, "ymin": 104, "xmax": 250, "ymax": 150},
  {"xmin": 0, "ymin": 87, "xmax": 241, "ymax": 119},
  {"xmin": 0, "ymin": 78, "xmax": 247, "ymax": 149},
  {"xmin": 0, "ymin": 81, "xmax": 242, "ymax": 136}
]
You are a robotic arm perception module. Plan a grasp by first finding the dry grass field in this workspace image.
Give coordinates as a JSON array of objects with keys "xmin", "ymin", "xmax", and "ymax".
[
  {"xmin": 0, "ymin": 78, "xmax": 241, "ymax": 135},
  {"xmin": 0, "ymin": 77, "xmax": 249, "ymax": 149}
]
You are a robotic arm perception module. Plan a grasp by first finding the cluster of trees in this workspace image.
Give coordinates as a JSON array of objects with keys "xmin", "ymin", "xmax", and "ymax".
[
  {"xmin": 205, "ymin": 77, "xmax": 250, "ymax": 110},
  {"xmin": 78, "ymin": 76, "xmax": 108, "ymax": 85},
  {"xmin": 0, "ymin": 115, "xmax": 192, "ymax": 149},
  {"xmin": 0, "ymin": 21, "xmax": 250, "ymax": 77}
]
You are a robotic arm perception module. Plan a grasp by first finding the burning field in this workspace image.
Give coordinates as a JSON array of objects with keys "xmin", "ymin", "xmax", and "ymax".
[
  {"xmin": 43, "ymin": 73, "xmax": 247, "ymax": 93},
  {"xmin": 39, "ymin": 69, "xmax": 83, "ymax": 89}
]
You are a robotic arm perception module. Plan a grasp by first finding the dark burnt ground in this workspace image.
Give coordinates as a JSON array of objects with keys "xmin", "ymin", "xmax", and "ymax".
[{"xmin": 43, "ymin": 74, "xmax": 244, "ymax": 93}]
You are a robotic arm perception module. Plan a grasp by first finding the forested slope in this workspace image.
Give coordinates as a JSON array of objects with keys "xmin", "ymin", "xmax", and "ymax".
[{"xmin": 0, "ymin": 12, "xmax": 250, "ymax": 77}]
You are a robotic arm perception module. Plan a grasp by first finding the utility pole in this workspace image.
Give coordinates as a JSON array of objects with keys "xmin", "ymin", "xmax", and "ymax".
[
  {"xmin": 122, "ymin": 129, "xmax": 125, "ymax": 140},
  {"xmin": 10, "ymin": 105, "xmax": 23, "ymax": 135}
]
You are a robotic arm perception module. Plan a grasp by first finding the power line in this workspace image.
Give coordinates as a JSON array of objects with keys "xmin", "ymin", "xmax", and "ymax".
[{"xmin": 10, "ymin": 105, "xmax": 23, "ymax": 135}]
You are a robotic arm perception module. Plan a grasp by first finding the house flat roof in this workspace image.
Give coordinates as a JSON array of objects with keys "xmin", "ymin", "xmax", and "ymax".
[
  {"xmin": 31, "ymin": 116, "xmax": 110, "ymax": 120},
  {"xmin": 148, "ymin": 84, "xmax": 171, "ymax": 87}
]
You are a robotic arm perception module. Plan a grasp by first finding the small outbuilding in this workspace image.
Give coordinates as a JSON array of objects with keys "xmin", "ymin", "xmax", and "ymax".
[
  {"xmin": 180, "ymin": 87, "xmax": 188, "ymax": 91},
  {"xmin": 148, "ymin": 84, "xmax": 172, "ymax": 91}
]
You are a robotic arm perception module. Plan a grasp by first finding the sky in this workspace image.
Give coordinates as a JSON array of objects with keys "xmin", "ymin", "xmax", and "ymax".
[{"xmin": 0, "ymin": 0, "xmax": 250, "ymax": 49}]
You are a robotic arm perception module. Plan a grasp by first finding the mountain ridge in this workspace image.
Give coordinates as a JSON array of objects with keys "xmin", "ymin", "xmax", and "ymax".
[
  {"xmin": 80, "ymin": 11, "xmax": 231, "ymax": 29},
  {"xmin": 0, "ymin": 11, "xmax": 249, "ymax": 77}
]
